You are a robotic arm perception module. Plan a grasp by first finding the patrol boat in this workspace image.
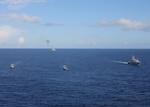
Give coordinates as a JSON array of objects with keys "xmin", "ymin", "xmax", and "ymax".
[{"xmin": 127, "ymin": 56, "xmax": 141, "ymax": 66}]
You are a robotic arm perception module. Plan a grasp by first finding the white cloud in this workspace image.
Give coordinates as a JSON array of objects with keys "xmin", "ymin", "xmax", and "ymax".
[
  {"xmin": 97, "ymin": 18, "xmax": 150, "ymax": 31},
  {"xmin": 44, "ymin": 22, "xmax": 64, "ymax": 27},
  {"xmin": 117, "ymin": 18, "xmax": 143, "ymax": 30},
  {"xmin": 98, "ymin": 20, "xmax": 116, "ymax": 26},
  {"xmin": 2, "ymin": 13, "xmax": 41, "ymax": 23},
  {"xmin": 0, "ymin": 25, "xmax": 23, "ymax": 43},
  {"xmin": 18, "ymin": 36, "xmax": 25, "ymax": 44},
  {"xmin": 0, "ymin": 0, "xmax": 47, "ymax": 9}
]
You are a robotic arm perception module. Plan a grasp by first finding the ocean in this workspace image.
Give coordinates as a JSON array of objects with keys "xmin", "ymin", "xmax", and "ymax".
[{"xmin": 0, "ymin": 49, "xmax": 150, "ymax": 107}]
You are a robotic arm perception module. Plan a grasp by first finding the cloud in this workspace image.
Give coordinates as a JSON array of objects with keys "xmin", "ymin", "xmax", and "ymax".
[
  {"xmin": 98, "ymin": 20, "xmax": 117, "ymax": 26},
  {"xmin": 0, "ymin": 25, "xmax": 23, "ymax": 43},
  {"xmin": 117, "ymin": 19, "xmax": 145, "ymax": 30},
  {"xmin": 44, "ymin": 22, "xmax": 64, "ymax": 27},
  {"xmin": 0, "ymin": 0, "xmax": 47, "ymax": 9},
  {"xmin": 93, "ymin": 18, "xmax": 150, "ymax": 31},
  {"xmin": 18, "ymin": 36, "xmax": 25, "ymax": 44},
  {"xmin": 2, "ymin": 13, "xmax": 41, "ymax": 23}
]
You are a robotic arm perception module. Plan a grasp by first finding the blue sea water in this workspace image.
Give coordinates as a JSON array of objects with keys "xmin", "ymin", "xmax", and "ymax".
[{"xmin": 0, "ymin": 49, "xmax": 150, "ymax": 107}]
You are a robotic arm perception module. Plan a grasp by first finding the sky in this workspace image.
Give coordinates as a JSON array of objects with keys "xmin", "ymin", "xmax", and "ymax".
[{"xmin": 0, "ymin": 0, "xmax": 150, "ymax": 49}]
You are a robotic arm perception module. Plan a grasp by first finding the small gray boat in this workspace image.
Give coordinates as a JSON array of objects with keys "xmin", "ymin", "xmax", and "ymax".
[{"xmin": 127, "ymin": 56, "xmax": 141, "ymax": 66}]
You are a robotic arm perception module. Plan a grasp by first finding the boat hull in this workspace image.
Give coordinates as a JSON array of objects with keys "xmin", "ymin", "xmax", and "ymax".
[
  {"xmin": 127, "ymin": 61, "xmax": 141, "ymax": 66},
  {"xmin": 10, "ymin": 64, "xmax": 15, "ymax": 69}
]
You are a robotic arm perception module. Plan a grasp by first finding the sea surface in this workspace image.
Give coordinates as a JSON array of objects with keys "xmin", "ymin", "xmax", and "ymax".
[{"xmin": 0, "ymin": 49, "xmax": 150, "ymax": 107}]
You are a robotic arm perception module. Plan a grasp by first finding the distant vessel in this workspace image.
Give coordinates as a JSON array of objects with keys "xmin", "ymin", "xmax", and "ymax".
[
  {"xmin": 127, "ymin": 56, "xmax": 141, "ymax": 66},
  {"xmin": 63, "ymin": 65, "xmax": 69, "ymax": 71},
  {"xmin": 51, "ymin": 48, "xmax": 56, "ymax": 52},
  {"xmin": 10, "ymin": 64, "xmax": 15, "ymax": 69}
]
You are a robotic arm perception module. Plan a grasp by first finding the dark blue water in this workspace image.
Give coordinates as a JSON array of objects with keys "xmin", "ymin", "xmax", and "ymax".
[{"xmin": 0, "ymin": 49, "xmax": 150, "ymax": 107}]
